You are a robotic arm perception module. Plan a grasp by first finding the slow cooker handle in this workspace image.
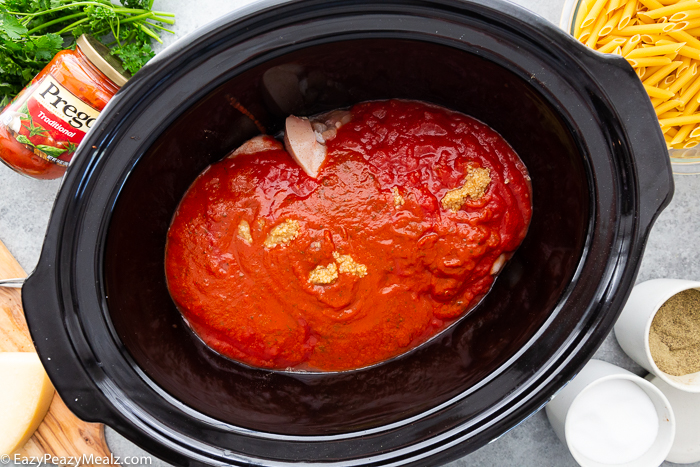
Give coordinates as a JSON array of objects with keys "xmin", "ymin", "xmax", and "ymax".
[
  {"xmin": 22, "ymin": 261, "xmax": 118, "ymax": 424},
  {"xmin": 584, "ymin": 52, "xmax": 674, "ymax": 232}
]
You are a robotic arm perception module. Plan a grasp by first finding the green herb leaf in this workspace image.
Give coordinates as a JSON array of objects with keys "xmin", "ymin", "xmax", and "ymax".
[
  {"xmin": 31, "ymin": 33, "xmax": 62, "ymax": 60},
  {"xmin": 0, "ymin": 1, "xmax": 174, "ymax": 105},
  {"xmin": 112, "ymin": 41, "xmax": 153, "ymax": 74},
  {"xmin": 15, "ymin": 134, "xmax": 34, "ymax": 146},
  {"xmin": 119, "ymin": 0, "xmax": 149, "ymax": 9},
  {"xmin": 63, "ymin": 141, "xmax": 77, "ymax": 153},
  {"xmin": 27, "ymin": 121, "xmax": 47, "ymax": 137},
  {"xmin": 36, "ymin": 144, "xmax": 66, "ymax": 156},
  {"xmin": 0, "ymin": 12, "xmax": 28, "ymax": 39}
]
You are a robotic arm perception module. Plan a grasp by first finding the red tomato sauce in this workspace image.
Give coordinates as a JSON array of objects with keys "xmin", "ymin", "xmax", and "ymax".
[{"xmin": 165, "ymin": 100, "xmax": 532, "ymax": 372}]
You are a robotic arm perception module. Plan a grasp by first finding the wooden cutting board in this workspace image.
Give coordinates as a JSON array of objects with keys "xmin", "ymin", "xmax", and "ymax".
[{"xmin": 0, "ymin": 239, "xmax": 116, "ymax": 465}]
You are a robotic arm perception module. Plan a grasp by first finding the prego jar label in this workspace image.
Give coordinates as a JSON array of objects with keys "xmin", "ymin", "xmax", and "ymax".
[{"xmin": 1, "ymin": 75, "xmax": 101, "ymax": 167}]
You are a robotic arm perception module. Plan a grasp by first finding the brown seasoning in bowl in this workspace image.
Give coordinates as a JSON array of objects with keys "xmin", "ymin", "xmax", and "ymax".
[{"xmin": 649, "ymin": 288, "xmax": 700, "ymax": 376}]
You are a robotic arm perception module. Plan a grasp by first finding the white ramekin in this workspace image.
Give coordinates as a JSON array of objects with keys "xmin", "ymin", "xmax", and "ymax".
[
  {"xmin": 545, "ymin": 359, "xmax": 675, "ymax": 467},
  {"xmin": 614, "ymin": 278, "xmax": 700, "ymax": 393},
  {"xmin": 648, "ymin": 375, "xmax": 700, "ymax": 464}
]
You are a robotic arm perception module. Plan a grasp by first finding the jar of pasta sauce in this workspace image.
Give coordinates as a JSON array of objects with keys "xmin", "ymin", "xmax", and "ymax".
[{"xmin": 0, "ymin": 35, "xmax": 130, "ymax": 179}]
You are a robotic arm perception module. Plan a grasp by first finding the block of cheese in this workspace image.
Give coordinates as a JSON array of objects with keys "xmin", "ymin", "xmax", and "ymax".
[{"xmin": 0, "ymin": 352, "xmax": 54, "ymax": 455}]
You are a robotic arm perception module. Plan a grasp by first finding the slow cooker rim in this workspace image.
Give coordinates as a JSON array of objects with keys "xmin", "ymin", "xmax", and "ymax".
[{"xmin": 21, "ymin": 0, "xmax": 672, "ymax": 465}]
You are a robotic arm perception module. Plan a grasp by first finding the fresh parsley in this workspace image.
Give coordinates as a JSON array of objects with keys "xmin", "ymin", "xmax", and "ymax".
[
  {"xmin": 36, "ymin": 144, "xmax": 66, "ymax": 156},
  {"xmin": 0, "ymin": 0, "xmax": 175, "ymax": 106}
]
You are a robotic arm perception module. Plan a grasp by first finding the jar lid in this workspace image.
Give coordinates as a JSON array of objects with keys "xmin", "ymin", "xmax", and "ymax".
[{"xmin": 76, "ymin": 34, "xmax": 131, "ymax": 87}]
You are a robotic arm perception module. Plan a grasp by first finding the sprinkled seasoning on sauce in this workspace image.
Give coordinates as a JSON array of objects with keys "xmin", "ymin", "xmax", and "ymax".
[{"xmin": 165, "ymin": 99, "xmax": 532, "ymax": 371}]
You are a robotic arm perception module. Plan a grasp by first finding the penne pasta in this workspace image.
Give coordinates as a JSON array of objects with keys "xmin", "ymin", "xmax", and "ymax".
[
  {"xmin": 670, "ymin": 87, "xmax": 700, "ymax": 144},
  {"xmin": 668, "ymin": 31, "xmax": 700, "ymax": 49},
  {"xmin": 622, "ymin": 34, "xmax": 643, "ymax": 54},
  {"xmin": 617, "ymin": 23, "xmax": 678, "ymax": 35},
  {"xmin": 607, "ymin": 0, "xmax": 623, "ymax": 14},
  {"xmin": 677, "ymin": 55, "xmax": 692, "ymax": 75},
  {"xmin": 638, "ymin": 13, "xmax": 658, "ymax": 24},
  {"xmin": 670, "ymin": 10, "xmax": 700, "ymax": 22},
  {"xmin": 658, "ymin": 113, "xmax": 700, "ymax": 126},
  {"xmin": 601, "ymin": 9, "xmax": 626, "ymax": 35},
  {"xmin": 655, "ymin": 39, "xmax": 679, "ymax": 46},
  {"xmin": 671, "ymin": 123, "xmax": 694, "ymax": 144},
  {"xmin": 668, "ymin": 62, "xmax": 698, "ymax": 93},
  {"xmin": 582, "ymin": 0, "xmax": 610, "ymax": 28},
  {"xmin": 643, "ymin": 61, "xmax": 683, "ymax": 85},
  {"xmin": 598, "ymin": 34, "xmax": 626, "ymax": 44},
  {"xmin": 678, "ymin": 73, "xmax": 700, "ymax": 104},
  {"xmin": 655, "ymin": 99, "xmax": 684, "ymax": 116},
  {"xmin": 645, "ymin": 64, "xmax": 665, "ymax": 75},
  {"xmin": 642, "ymin": 1, "xmax": 700, "ymax": 19},
  {"xmin": 658, "ymin": 110, "xmax": 683, "ymax": 118},
  {"xmin": 620, "ymin": 0, "xmax": 638, "ymax": 28},
  {"xmin": 643, "ymin": 33, "xmax": 659, "ymax": 42},
  {"xmin": 677, "ymin": 44, "xmax": 700, "ymax": 59},
  {"xmin": 638, "ymin": 0, "xmax": 665, "ymax": 10},
  {"xmin": 641, "ymin": 33, "xmax": 662, "ymax": 42},
  {"xmin": 688, "ymin": 92, "xmax": 700, "ymax": 114},
  {"xmin": 644, "ymin": 83, "xmax": 677, "ymax": 98},
  {"xmin": 678, "ymin": 18, "xmax": 700, "ymax": 30},
  {"xmin": 680, "ymin": 66, "xmax": 698, "ymax": 93},
  {"xmin": 586, "ymin": 13, "xmax": 610, "ymax": 47},
  {"xmin": 626, "ymin": 42, "xmax": 685, "ymax": 57},
  {"xmin": 628, "ymin": 56, "xmax": 673, "ymax": 66},
  {"xmin": 575, "ymin": 2, "xmax": 593, "ymax": 37},
  {"xmin": 574, "ymin": 0, "xmax": 700, "ymax": 149},
  {"xmin": 599, "ymin": 37, "xmax": 628, "ymax": 52}
]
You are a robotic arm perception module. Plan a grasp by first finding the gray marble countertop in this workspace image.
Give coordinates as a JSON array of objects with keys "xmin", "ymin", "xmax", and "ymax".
[{"xmin": 1, "ymin": 0, "xmax": 698, "ymax": 466}]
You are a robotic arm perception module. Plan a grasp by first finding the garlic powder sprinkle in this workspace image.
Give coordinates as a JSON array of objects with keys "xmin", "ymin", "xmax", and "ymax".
[
  {"xmin": 264, "ymin": 219, "xmax": 300, "ymax": 248},
  {"xmin": 392, "ymin": 186, "xmax": 405, "ymax": 207},
  {"xmin": 237, "ymin": 220, "xmax": 253, "ymax": 244},
  {"xmin": 309, "ymin": 262, "xmax": 338, "ymax": 285},
  {"xmin": 441, "ymin": 166, "xmax": 491, "ymax": 212},
  {"xmin": 333, "ymin": 251, "xmax": 368, "ymax": 277}
]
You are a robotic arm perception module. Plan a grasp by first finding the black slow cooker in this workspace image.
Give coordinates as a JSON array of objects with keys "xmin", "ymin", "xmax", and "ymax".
[{"xmin": 22, "ymin": 0, "xmax": 673, "ymax": 465}]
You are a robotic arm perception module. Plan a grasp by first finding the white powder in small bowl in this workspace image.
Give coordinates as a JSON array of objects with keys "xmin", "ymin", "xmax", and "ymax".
[{"xmin": 567, "ymin": 379, "xmax": 659, "ymax": 465}]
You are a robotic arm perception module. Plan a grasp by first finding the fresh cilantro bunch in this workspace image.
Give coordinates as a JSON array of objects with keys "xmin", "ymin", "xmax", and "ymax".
[{"xmin": 0, "ymin": 0, "xmax": 175, "ymax": 106}]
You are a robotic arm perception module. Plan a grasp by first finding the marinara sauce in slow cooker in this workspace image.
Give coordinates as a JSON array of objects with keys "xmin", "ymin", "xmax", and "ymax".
[{"xmin": 165, "ymin": 99, "xmax": 532, "ymax": 371}]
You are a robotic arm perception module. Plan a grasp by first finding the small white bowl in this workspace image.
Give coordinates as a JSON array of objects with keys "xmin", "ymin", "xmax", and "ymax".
[
  {"xmin": 614, "ymin": 278, "xmax": 700, "ymax": 393},
  {"xmin": 546, "ymin": 359, "xmax": 675, "ymax": 467},
  {"xmin": 647, "ymin": 375, "xmax": 700, "ymax": 464}
]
